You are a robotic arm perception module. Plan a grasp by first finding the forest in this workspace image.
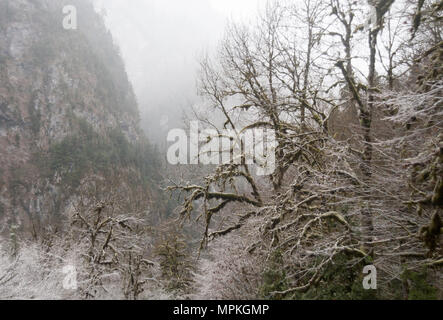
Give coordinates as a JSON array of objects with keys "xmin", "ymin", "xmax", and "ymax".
[{"xmin": 0, "ymin": 0, "xmax": 441, "ymax": 300}]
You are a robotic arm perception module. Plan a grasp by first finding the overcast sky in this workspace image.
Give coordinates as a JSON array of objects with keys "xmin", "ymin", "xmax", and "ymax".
[{"xmin": 93, "ymin": 0, "xmax": 266, "ymax": 140}]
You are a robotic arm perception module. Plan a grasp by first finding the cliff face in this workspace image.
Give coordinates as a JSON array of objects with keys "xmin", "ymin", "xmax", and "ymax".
[{"xmin": 0, "ymin": 0, "xmax": 159, "ymax": 233}]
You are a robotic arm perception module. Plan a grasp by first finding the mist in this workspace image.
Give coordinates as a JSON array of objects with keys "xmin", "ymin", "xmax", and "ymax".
[
  {"xmin": 94, "ymin": 0, "xmax": 265, "ymax": 146},
  {"xmin": 1, "ymin": 0, "xmax": 440, "ymax": 302}
]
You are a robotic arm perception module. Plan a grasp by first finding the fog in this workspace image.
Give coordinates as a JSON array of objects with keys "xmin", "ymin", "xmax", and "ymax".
[{"xmin": 94, "ymin": 0, "xmax": 266, "ymax": 145}]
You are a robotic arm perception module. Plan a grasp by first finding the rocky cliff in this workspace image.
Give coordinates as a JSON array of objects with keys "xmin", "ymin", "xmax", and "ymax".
[{"xmin": 0, "ymin": 0, "xmax": 160, "ymax": 234}]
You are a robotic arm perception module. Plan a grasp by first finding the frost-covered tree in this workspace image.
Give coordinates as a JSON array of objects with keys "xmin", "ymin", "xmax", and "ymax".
[{"xmin": 170, "ymin": 0, "xmax": 442, "ymax": 299}]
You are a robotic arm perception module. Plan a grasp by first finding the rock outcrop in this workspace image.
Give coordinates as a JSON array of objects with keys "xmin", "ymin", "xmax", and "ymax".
[{"xmin": 0, "ymin": 0, "xmax": 160, "ymax": 234}]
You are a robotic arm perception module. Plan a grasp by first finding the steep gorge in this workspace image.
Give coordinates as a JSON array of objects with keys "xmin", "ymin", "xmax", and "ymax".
[{"xmin": 0, "ymin": 0, "xmax": 161, "ymax": 235}]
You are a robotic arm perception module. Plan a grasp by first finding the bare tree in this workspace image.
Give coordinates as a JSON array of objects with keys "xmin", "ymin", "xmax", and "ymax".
[{"xmin": 170, "ymin": 0, "xmax": 442, "ymax": 299}]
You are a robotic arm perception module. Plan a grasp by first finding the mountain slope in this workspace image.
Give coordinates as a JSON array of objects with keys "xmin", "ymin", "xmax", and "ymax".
[{"xmin": 0, "ymin": 0, "xmax": 160, "ymax": 234}]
